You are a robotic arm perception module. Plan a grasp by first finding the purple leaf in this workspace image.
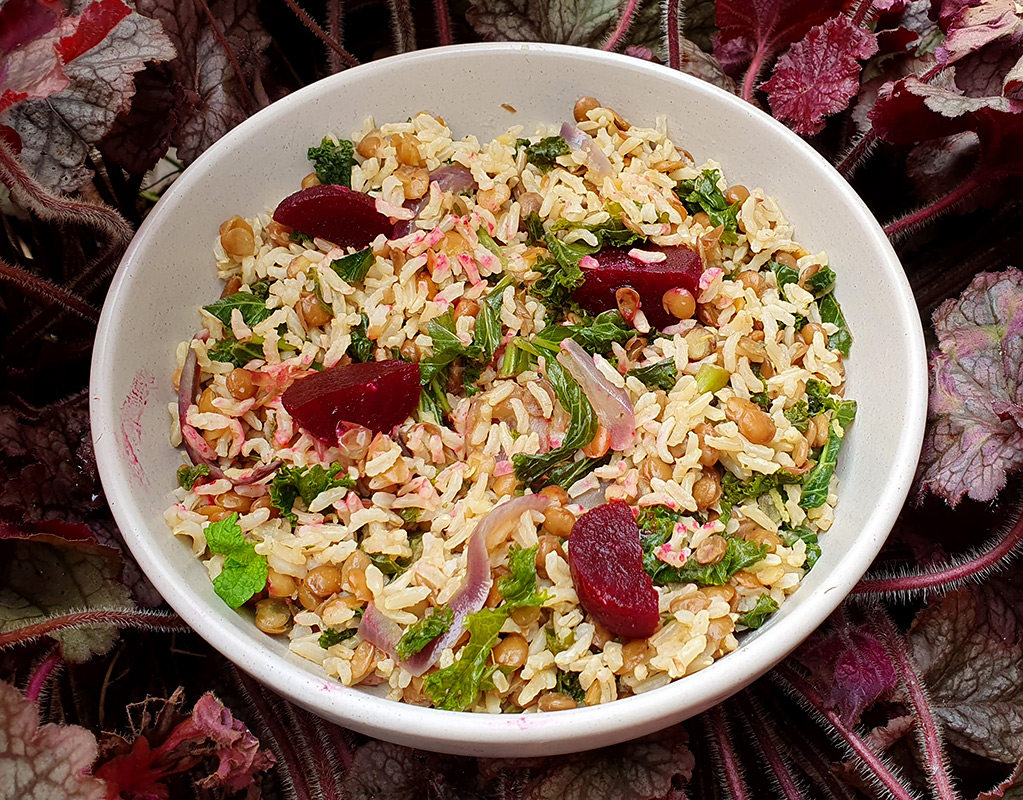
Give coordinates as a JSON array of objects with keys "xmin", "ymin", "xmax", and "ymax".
[
  {"xmin": 0, "ymin": 679, "xmax": 107, "ymax": 799},
  {"xmin": 916, "ymin": 269, "xmax": 1023, "ymax": 505},
  {"xmin": 762, "ymin": 15, "xmax": 878, "ymax": 135},
  {"xmin": 977, "ymin": 755, "xmax": 1023, "ymax": 798},
  {"xmin": 0, "ymin": 0, "xmax": 176, "ymax": 191},
  {"xmin": 909, "ymin": 583, "xmax": 1023, "ymax": 763},
  {"xmin": 341, "ymin": 740, "xmax": 428, "ymax": 800},
  {"xmin": 935, "ymin": 0, "xmax": 1023, "ymax": 99},
  {"xmin": 793, "ymin": 615, "xmax": 897, "ymax": 725}
]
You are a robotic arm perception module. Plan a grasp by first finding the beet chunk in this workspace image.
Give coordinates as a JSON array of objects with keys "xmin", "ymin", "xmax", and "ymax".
[
  {"xmin": 572, "ymin": 245, "xmax": 703, "ymax": 329},
  {"xmin": 568, "ymin": 501, "xmax": 659, "ymax": 639},
  {"xmin": 282, "ymin": 361, "xmax": 421, "ymax": 441},
  {"xmin": 273, "ymin": 185, "xmax": 392, "ymax": 249}
]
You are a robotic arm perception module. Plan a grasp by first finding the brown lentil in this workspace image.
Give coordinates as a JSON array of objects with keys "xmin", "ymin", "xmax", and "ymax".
[
  {"xmin": 542, "ymin": 505, "xmax": 576, "ymax": 538},
  {"xmin": 573, "ymin": 96, "xmax": 600, "ymax": 122},
  {"xmin": 695, "ymin": 534, "xmax": 729, "ymax": 564},
  {"xmin": 226, "ymin": 368, "xmax": 256, "ymax": 399},
  {"xmin": 301, "ymin": 171, "xmax": 321, "ymax": 189},
  {"xmin": 725, "ymin": 184, "xmax": 750, "ymax": 205},
  {"xmin": 493, "ymin": 633, "xmax": 529, "ymax": 668},
  {"xmin": 692, "ymin": 469, "xmax": 723, "ymax": 510},
  {"xmin": 254, "ymin": 598, "xmax": 291, "ymax": 635},
  {"xmin": 538, "ymin": 692, "xmax": 577, "ymax": 712},
  {"xmin": 662, "ymin": 287, "xmax": 696, "ymax": 320}
]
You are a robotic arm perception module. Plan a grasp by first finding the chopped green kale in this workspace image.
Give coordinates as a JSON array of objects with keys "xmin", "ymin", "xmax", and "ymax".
[
  {"xmin": 307, "ymin": 137, "xmax": 356, "ymax": 187},
  {"xmin": 348, "ymin": 314, "xmax": 375, "ymax": 363},
  {"xmin": 770, "ymin": 259, "xmax": 799, "ymax": 292},
  {"xmin": 805, "ymin": 266, "xmax": 836, "ymax": 298},
  {"xmin": 780, "ymin": 526, "xmax": 822, "ymax": 571},
  {"xmin": 177, "ymin": 463, "xmax": 210, "ymax": 490},
  {"xmin": 784, "ymin": 400, "xmax": 810, "ymax": 432},
  {"xmin": 530, "ymin": 232, "xmax": 598, "ymax": 312},
  {"xmin": 738, "ymin": 594, "xmax": 779, "ymax": 629},
  {"xmin": 523, "ymin": 212, "xmax": 546, "ymax": 245},
  {"xmin": 819, "ymin": 293, "xmax": 853, "ymax": 356},
  {"xmin": 628, "ymin": 358, "xmax": 679, "ymax": 391},
  {"xmin": 719, "ymin": 470, "xmax": 802, "ymax": 524},
  {"xmin": 555, "ymin": 671, "xmax": 586, "ymax": 704},
  {"xmin": 366, "ymin": 551, "xmax": 414, "ymax": 577},
  {"xmin": 799, "ymin": 399, "xmax": 856, "ymax": 509},
  {"xmin": 674, "ymin": 169, "xmax": 741, "ymax": 244},
  {"xmin": 203, "ymin": 290, "xmax": 272, "ymax": 327},
  {"xmin": 658, "ymin": 537, "xmax": 768, "ymax": 586},
  {"xmin": 543, "ymin": 454, "xmax": 610, "ymax": 490},
  {"xmin": 204, "ymin": 513, "xmax": 267, "ymax": 608},
  {"xmin": 207, "ymin": 336, "xmax": 267, "ymax": 368},
  {"xmin": 497, "ymin": 545, "xmax": 551, "ymax": 608},
  {"xmin": 522, "ymin": 136, "xmax": 570, "ymax": 172},
  {"xmin": 269, "ymin": 463, "xmax": 354, "ymax": 524},
  {"xmin": 421, "ymin": 606, "xmax": 505, "ymax": 711},
  {"xmin": 397, "ymin": 508, "xmax": 422, "ymax": 526},
  {"xmin": 331, "ymin": 248, "xmax": 374, "ymax": 284},
  {"xmin": 395, "ymin": 606, "xmax": 454, "ymax": 660},
  {"xmin": 319, "ymin": 628, "xmax": 356, "ymax": 648}
]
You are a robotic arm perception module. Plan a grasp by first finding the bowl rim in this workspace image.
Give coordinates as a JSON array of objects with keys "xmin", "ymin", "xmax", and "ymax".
[{"xmin": 90, "ymin": 41, "xmax": 928, "ymax": 755}]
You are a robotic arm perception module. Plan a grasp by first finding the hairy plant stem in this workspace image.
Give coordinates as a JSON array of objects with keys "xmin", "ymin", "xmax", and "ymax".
[
  {"xmin": 774, "ymin": 664, "xmax": 918, "ymax": 800},
  {"xmin": 194, "ymin": 0, "xmax": 258, "ymax": 115},
  {"xmin": 707, "ymin": 704, "xmax": 750, "ymax": 799},
  {"xmin": 665, "ymin": 0, "xmax": 682, "ymax": 71},
  {"xmin": 835, "ymin": 131, "xmax": 876, "ymax": 176},
  {"xmin": 279, "ymin": 0, "xmax": 360, "ymax": 68},
  {"xmin": 25, "ymin": 646, "xmax": 62, "ymax": 702},
  {"xmin": 0, "ymin": 609, "xmax": 189, "ymax": 650},
  {"xmin": 433, "ymin": 0, "xmax": 453, "ymax": 46},
  {"xmin": 602, "ymin": 0, "xmax": 641, "ymax": 51},
  {"xmin": 741, "ymin": 44, "xmax": 770, "ymax": 104},
  {"xmin": 388, "ymin": 0, "xmax": 417, "ymax": 53},
  {"xmin": 850, "ymin": 0, "xmax": 874, "ymax": 28},
  {"xmin": 874, "ymin": 613, "xmax": 961, "ymax": 800},
  {"xmin": 737, "ymin": 694, "xmax": 805, "ymax": 799},
  {"xmin": 884, "ymin": 174, "xmax": 984, "ymax": 238},
  {"xmin": 0, "ymin": 259, "xmax": 99, "ymax": 323},
  {"xmin": 328, "ymin": 0, "xmax": 342, "ymax": 72},
  {"xmin": 855, "ymin": 510, "xmax": 1023, "ymax": 596}
]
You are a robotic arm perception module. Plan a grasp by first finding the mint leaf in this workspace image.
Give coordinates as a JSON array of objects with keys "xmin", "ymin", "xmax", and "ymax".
[
  {"xmin": 331, "ymin": 248, "xmax": 374, "ymax": 284},
  {"xmin": 269, "ymin": 464, "xmax": 353, "ymax": 524},
  {"xmin": 308, "ymin": 137, "xmax": 355, "ymax": 187},
  {"xmin": 738, "ymin": 593, "xmax": 779, "ymax": 629},
  {"xmin": 203, "ymin": 290, "xmax": 272, "ymax": 327},
  {"xmin": 916, "ymin": 269, "xmax": 1023, "ymax": 506},
  {"xmin": 762, "ymin": 16, "xmax": 878, "ymax": 136},
  {"xmin": 395, "ymin": 606, "xmax": 454, "ymax": 661},
  {"xmin": 205, "ymin": 513, "xmax": 267, "ymax": 608},
  {"xmin": 628, "ymin": 358, "xmax": 679, "ymax": 391},
  {"xmin": 177, "ymin": 463, "xmax": 210, "ymax": 490}
]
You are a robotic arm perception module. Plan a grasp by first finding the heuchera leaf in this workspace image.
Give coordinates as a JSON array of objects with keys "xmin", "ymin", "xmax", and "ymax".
[
  {"xmin": 712, "ymin": 0, "xmax": 846, "ymax": 84},
  {"xmin": 340, "ymin": 740, "xmax": 427, "ymax": 800},
  {"xmin": 935, "ymin": 0, "xmax": 1023, "ymax": 100},
  {"xmin": 0, "ymin": 680, "xmax": 107, "ymax": 800},
  {"xmin": 95, "ymin": 688, "xmax": 275, "ymax": 796},
  {"xmin": 915, "ymin": 269, "xmax": 1023, "ymax": 505},
  {"xmin": 466, "ymin": 0, "xmax": 632, "ymax": 48},
  {"xmin": 0, "ymin": 0, "xmax": 176, "ymax": 191},
  {"xmin": 794, "ymin": 615, "xmax": 897, "ymax": 725},
  {"xmin": 762, "ymin": 15, "xmax": 879, "ymax": 135},
  {"xmin": 520, "ymin": 727, "xmax": 695, "ymax": 800},
  {"xmin": 909, "ymin": 584, "xmax": 1023, "ymax": 763},
  {"xmin": 0, "ymin": 520, "xmax": 133, "ymax": 661}
]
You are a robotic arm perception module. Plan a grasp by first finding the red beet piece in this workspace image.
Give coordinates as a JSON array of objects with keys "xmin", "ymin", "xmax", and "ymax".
[
  {"xmin": 282, "ymin": 361, "xmax": 421, "ymax": 441},
  {"xmin": 572, "ymin": 245, "xmax": 703, "ymax": 329},
  {"xmin": 273, "ymin": 185, "xmax": 393, "ymax": 249},
  {"xmin": 568, "ymin": 501, "xmax": 659, "ymax": 639}
]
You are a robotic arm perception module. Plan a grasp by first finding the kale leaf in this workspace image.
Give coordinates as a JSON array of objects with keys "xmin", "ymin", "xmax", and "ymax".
[
  {"xmin": 497, "ymin": 545, "xmax": 551, "ymax": 608},
  {"xmin": 269, "ymin": 463, "xmax": 354, "ymax": 523},
  {"xmin": 395, "ymin": 606, "xmax": 455, "ymax": 661},
  {"xmin": 800, "ymin": 399, "xmax": 856, "ymax": 509},
  {"xmin": 674, "ymin": 169, "xmax": 741, "ymax": 244},
  {"xmin": 203, "ymin": 290, "xmax": 272, "ymax": 327},
  {"xmin": 348, "ymin": 314, "xmax": 375, "ymax": 363},
  {"xmin": 780, "ymin": 525, "xmax": 822, "ymax": 571},
  {"xmin": 177, "ymin": 463, "xmax": 210, "ymax": 490},
  {"xmin": 319, "ymin": 628, "xmax": 356, "ymax": 648},
  {"xmin": 738, "ymin": 593, "xmax": 780, "ymax": 629},
  {"xmin": 331, "ymin": 248, "xmax": 374, "ymax": 284},
  {"xmin": 307, "ymin": 137, "xmax": 356, "ymax": 187},
  {"xmin": 530, "ymin": 232, "xmax": 598, "ymax": 312},
  {"xmin": 628, "ymin": 359, "xmax": 679, "ymax": 391},
  {"xmin": 522, "ymin": 135, "xmax": 570, "ymax": 172},
  {"xmin": 207, "ymin": 336, "xmax": 267, "ymax": 367}
]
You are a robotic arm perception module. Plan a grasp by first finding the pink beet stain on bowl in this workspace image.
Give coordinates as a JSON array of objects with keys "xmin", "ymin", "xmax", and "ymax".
[{"xmin": 119, "ymin": 370, "xmax": 155, "ymax": 487}]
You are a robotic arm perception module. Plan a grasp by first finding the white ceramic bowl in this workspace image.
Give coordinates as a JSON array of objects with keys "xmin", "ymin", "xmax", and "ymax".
[{"xmin": 91, "ymin": 42, "xmax": 927, "ymax": 756}]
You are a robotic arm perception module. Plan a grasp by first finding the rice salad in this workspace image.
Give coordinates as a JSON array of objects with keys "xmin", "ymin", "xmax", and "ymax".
[{"xmin": 166, "ymin": 98, "xmax": 856, "ymax": 713}]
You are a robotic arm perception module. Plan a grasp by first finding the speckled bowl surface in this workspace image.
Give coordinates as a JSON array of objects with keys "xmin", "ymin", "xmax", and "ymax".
[{"xmin": 91, "ymin": 42, "xmax": 927, "ymax": 757}]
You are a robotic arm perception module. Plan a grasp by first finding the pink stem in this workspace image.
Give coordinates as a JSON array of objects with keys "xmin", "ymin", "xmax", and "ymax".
[
  {"xmin": 707, "ymin": 704, "xmax": 750, "ymax": 799},
  {"xmin": 25, "ymin": 647, "xmax": 62, "ymax": 702},
  {"xmin": 774, "ymin": 664, "xmax": 917, "ymax": 800},
  {"xmin": 327, "ymin": 0, "xmax": 341, "ymax": 73},
  {"xmin": 835, "ymin": 130, "xmax": 876, "ymax": 177},
  {"xmin": 874, "ymin": 614, "xmax": 961, "ymax": 800},
  {"xmin": 850, "ymin": 0, "xmax": 874, "ymax": 28},
  {"xmin": 855, "ymin": 512, "xmax": 1023, "ymax": 595},
  {"xmin": 742, "ymin": 44, "xmax": 768, "ymax": 104},
  {"xmin": 279, "ymin": 0, "xmax": 360, "ymax": 68},
  {"xmin": 665, "ymin": 0, "xmax": 681, "ymax": 71},
  {"xmin": 603, "ymin": 0, "xmax": 641, "ymax": 52},
  {"xmin": 0, "ymin": 610, "xmax": 189, "ymax": 649},
  {"xmin": 0, "ymin": 259, "xmax": 99, "ymax": 322},
  {"xmin": 433, "ymin": 0, "xmax": 452, "ymax": 46},
  {"xmin": 737, "ymin": 694, "xmax": 805, "ymax": 799},
  {"xmin": 194, "ymin": 0, "xmax": 258, "ymax": 115},
  {"xmin": 883, "ymin": 175, "xmax": 981, "ymax": 238}
]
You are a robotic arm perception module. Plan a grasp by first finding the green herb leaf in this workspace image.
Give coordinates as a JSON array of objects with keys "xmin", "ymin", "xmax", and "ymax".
[
  {"xmin": 319, "ymin": 628, "xmax": 356, "ymax": 648},
  {"xmin": 780, "ymin": 526, "xmax": 821, "ymax": 571},
  {"xmin": 784, "ymin": 400, "xmax": 810, "ymax": 432},
  {"xmin": 397, "ymin": 508, "xmax": 422, "ymax": 525},
  {"xmin": 203, "ymin": 291, "xmax": 273, "ymax": 327},
  {"xmin": 269, "ymin": 463, "xmax": 354, "ymax": 524},
  {"xmin": 675, "ymin": 169, "xmax": 741, "ymax": 244},
  {"xmin": 800, "ymin": 400, "xmax": 856, "ymax": 509},
  {"xmin": 719, "ymin": 470, "xmax": 803, "ymax": 525},
  {"xmin": 819, "ymin": 293, "xmax": 853, "ymax": 356},
  {"xmin": 769, "ymin": 259, "xmax": 800, "ymax": 291},
  {"xmin": 512, "ymin": 358, "xmax": 597, "ymax": 484},
  {"xmin": 656, "ymin": 537, "xmax": 768, "ymax": 587},
  {"xmin": 421, "ymin": 606, "xmax": 506, "ymax": 711},
  {"xmin": 530, "ymin": 232, "xmax": 598, "ymax": 312},
  {"xmin": 207, "ymin": 336, "xmax": 268, "ymax": 368},
  {"xmin": 805, "ymin": 265, "xmax": 836, "ymax": 298},
  {"xmin": 523, "ymin": 211, "xmax": 546, "ymax": 245},
  {"xmin": 546, "ymin": 627, "xmax": 572, "ymax": 655},
  {"xmin": 550, "ymin": 205, "xmax": 645, "ymax": 248},
  {"xmin": 628, "ymin": 358, "xmax": 679, "ymax": 391},
  {"xmin": 348, "ymin": 314, "xmax": 375, "ymax": 363},
  {"xmin": 563, "ymin": 310, "xmax": 633, "ymax": 355},
  {"xmin": 205, "ymin": 513, "xmax": 268, "ymax": 608},
  {"xmin": 543, "ymin": 454, "xmax": 610, "ymax": 490},
  {"xmin": 395, "ymin": 606, "xmax": 455, "ymax": 661},
  {"xmin": 497, "ymin": 545, "xmax": 550, "ymax": 608},
  {"xmin": 523, "ymin": 135, "xmax": 570, "ymax": 172},
  {"xmin": 476, "ymin": 226, "xmax": 507, "ymax": 268},
  {"xmin": 307, "ymin": 137, "xmax": 356, "ymax": 187},
  {"xmin": 555, "ymin": 670, "xmax": 586, "ymax": 704},
  {"xmin": 417, "ymin": 374, "xmax": 451, "ymax": 425},
  {"xmin": 738, "ymin": 594, "xmax": 779, "ymax": 629},
  {"xmin": 177, "ymin": 463, "xmax": 210, "ymax": 490},
  {"xmin": 366, "ymin": 551, "xmax": 414, "ymax": 577},
  {"xmin": 331, "ymin": 248, "xmax": 374, "ymax": 284}
]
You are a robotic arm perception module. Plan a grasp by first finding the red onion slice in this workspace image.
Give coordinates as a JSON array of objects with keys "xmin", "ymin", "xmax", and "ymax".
[
  {"xmin": 393, "ymin": 165, "xmax": 477, "ymax": 238},
  {"xmin": 379, "ymin": 493, "xmax": 550, "ymax": 676},
  {"xmin": 358, "ymin": 602, "xmax": 403, "ymax": 659},
  {"xmin": 560, "ymin": 123, "xmax": 613, "ymax": 180},
  {"xmin": 556, "ymin": 339, "xmax": 635, "ymax": 451}
]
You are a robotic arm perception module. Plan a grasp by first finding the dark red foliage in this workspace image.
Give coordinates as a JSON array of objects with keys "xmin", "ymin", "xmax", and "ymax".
[
  {"xmin": 572, "ymin": 245, "xmax": 702, "ymax": 329},
  {"xmin": 273, "ymin": 184, "xmax": 394, "ymax": 249},
  {"xmin": 567, "ymin": 501, "xmax": 659, "ymax": 639},
  {"xmin": 283, "ymin": 360, "xmax": 422, "ymax": 441}
]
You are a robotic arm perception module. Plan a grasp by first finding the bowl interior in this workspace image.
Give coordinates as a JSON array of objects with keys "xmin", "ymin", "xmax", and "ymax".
[{"xmin": 91, "ymin": 43, "xmax": 927, "ymax": 756}]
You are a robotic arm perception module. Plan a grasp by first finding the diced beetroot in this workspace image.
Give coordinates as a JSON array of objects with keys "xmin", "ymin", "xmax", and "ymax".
[
  {"xmin": 568, "ymin": 501, "xmax": 659, "ymax": 639},
  {"xmin": 572, "ymin": 245, "xmax": 703, "ymax": 329},
  {"xmin": 282, "ymin": 361, "xmax": 421, "ymax": 441},
  {"xmin": 272, "ymin": 185, "xmax": 393, "ymax": 249}
]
